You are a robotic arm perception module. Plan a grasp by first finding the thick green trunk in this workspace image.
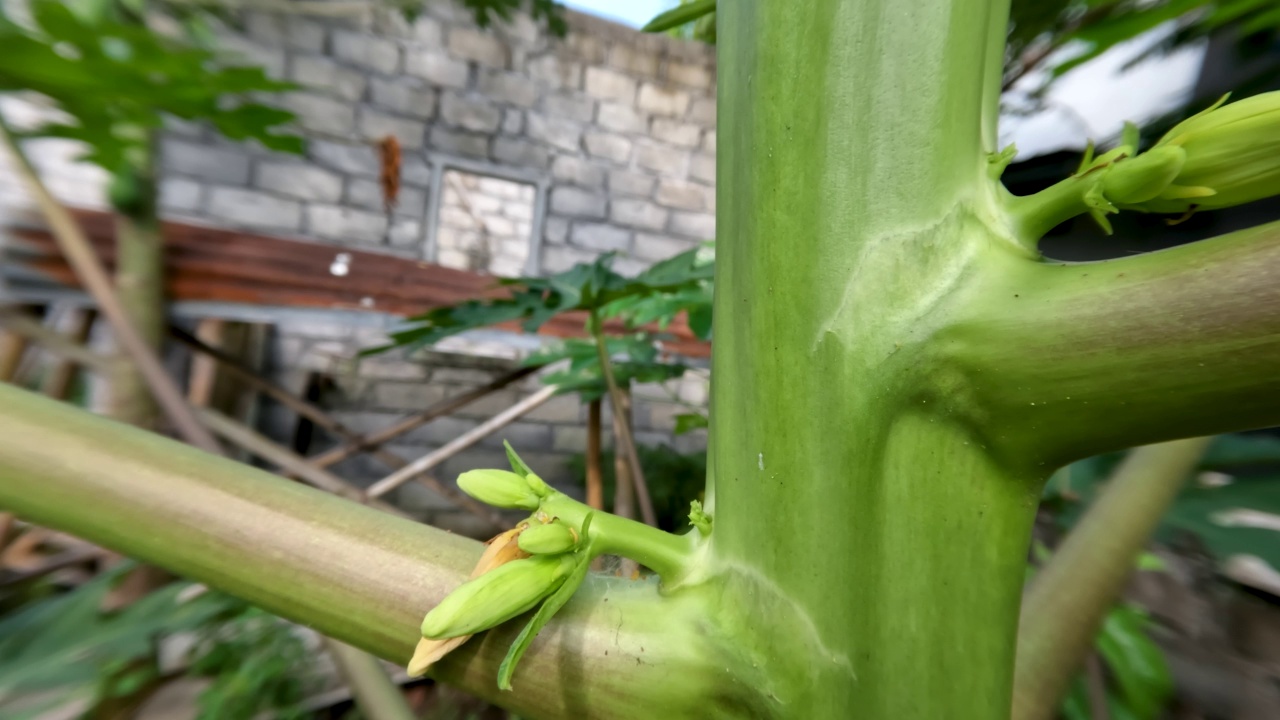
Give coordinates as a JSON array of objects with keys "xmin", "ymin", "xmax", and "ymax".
[
  {"xmin": 108, "ymin": 211, "xmax": 164, "ymax": 428},
  {"xmin": 709, "ymin": 1, "xmax": 1034, "ymax": 717},
  {"xmin": 107, "ymin": 134, "xmax": 165, "ymax": 428}
]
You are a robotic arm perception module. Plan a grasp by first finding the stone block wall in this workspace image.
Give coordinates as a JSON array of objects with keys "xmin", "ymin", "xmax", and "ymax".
[
  {"xmin": 3, "ymin": 2, "xmax": 718, "ymax": 269},
  {"xmin": 0, "ymin": 1, "xmax": 716, "ymax": 532},
  {"xmin": 156, "ymin": 2, "xmax": 717, "ymax": 276}
]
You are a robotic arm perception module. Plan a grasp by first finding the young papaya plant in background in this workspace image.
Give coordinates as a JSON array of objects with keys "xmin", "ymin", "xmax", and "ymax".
[
  {"xmin": 0, "ymin": 0, "xmax": 569, "ymax": 425},
  {"xmin": 0, "ymin": 0, "xmax": 304, "ymax": 427},
  {"xmin": 373, "ymin": 246, "xmax": 713, "ymax": 524}
]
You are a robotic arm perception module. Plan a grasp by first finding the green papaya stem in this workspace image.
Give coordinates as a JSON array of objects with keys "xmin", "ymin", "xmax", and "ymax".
[
  {"xmin": 111, "ymin": 210, "xmax": 164, "ymax": 428},
  {"xmin": 322, "ymin": 638, "xmax": 418, "ymax": 720},
  {"xmin": 108, "ymin": 132, "xmax": 164, "ymax": 428},
  {"xmin": 1003, "ymin": 173, "xmax": 1100, "ymax": 244},
  {"xmin": 943, "ymin": 219, "xmax": 1280, "ymax": 466},
  {"xmin": 0, "ymin": 383, "xmax": 728, "ymax": 720},
  {"xmin": 539, "ymin": 493, "xmax": 695, "ymax": 582},
  {"xmin": 1012, "ymin": 437, "xmax": 1212, "ymax": 720},
  {"xmin": 588, "ymin": 309, "xmax": 657, "ymax": 526},
  {"xmin": 712, "ymin": 1, "xmax": 1030, "ymax": 717}
]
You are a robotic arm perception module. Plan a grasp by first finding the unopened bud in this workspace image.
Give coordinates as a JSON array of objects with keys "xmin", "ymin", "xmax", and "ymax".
[
  {"xmin": 1128, "ymin": 92, "xmax": 1280, "ymax": 213},
  {"xmin": 517, "ymin": 520, "xmax": 578, "ymax": 555},
  {"xmin": 524, "ymin": 471, "xmax": 552, "ymax": 498},
  {"xmin": 688, "ymin": 500, "xmax": 713, "ymax": 537},
  {"xmin": 421, "ymin": 554, "xmax": 575, "ymax": 640},
  {"xmin": 1102, "ymin": 146, "xmax": 1186, "ymax": 205},
  {"xmin": 457, "ymin": 469, "xmax": 541, "ymax": 511}
]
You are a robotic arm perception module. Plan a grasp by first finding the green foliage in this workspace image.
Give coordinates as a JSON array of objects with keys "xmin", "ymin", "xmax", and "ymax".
[
  {"xmin": 643, "ymin": 0, "xmax": 716, "ymax": 33},
  {"xmin": 381, "ymin": 248, "xmax": 712, "ymax": 351},
  {"xmin": 373, "ymin": 246, "xmax": 712, "ymax": 402},
  {"xmin": 0, "ymin": 0, "xmax": 302, "ymax": 211},
  {"xmin": 459, "ymin": 0, "xmax": 567, "ymax": 36},
  {"xmin": 567, "ymin": 443, "xmax": 707, "ymax": 532},
  {"xmin": 188, "ymin": 608, "xmax": 317, "ymax": 720},
  {"xmin": 0, "ymin": 569, "xmax": 225, "ymax": 719},
  {"xmin": 0, "ymin": 568, "xmax": 315, "ymax": 720},
  {"xmin": 1044, "ymin": 432, "xmax": 1280, "ymax": 568},
  {"xmin": 524, "ymin": 336, "xmax": 690, "ymax": 401},
  {"xmin": 652, "ymin": 0, "xmax": 1280, "ymax": 100},
  {"xmin": 1061, "ymin": 604, "xmax": 1173, "ymax": 720},
  {"xmin": 1042, "ymin": 0, "xmax": 1280, "ymax": 80},
  {"xmin": 673, "ymin": 412, "xmax": 709, "ymax": 435},
  {"xmin": 1095, "ymin": 605, "xmax": 1173, "ymax": 719},
  {"xmin": 645, "ymin": 0, "xmax": 716, "ymax": 42}
]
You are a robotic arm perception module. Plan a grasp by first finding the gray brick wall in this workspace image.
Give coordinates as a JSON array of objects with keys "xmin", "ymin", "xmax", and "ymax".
[
  {"xmin": 0, "ymin": 2, "xmax": 716, "ymax": 533},
  {"xmin": 154, "ymin": 2, "xmax": 716, "ymax": 269},
  {"xmin": 2, "ymin": 2, "xmax": 716, "ymax": 269}
]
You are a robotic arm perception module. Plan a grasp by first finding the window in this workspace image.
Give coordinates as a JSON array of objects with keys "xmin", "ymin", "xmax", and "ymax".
[{"xmin": 424, "ymin": 160, "xmax": 546, "ymax": 277}]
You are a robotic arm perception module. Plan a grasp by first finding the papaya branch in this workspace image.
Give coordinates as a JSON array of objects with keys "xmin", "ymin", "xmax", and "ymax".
[
  {"xmin": 1013, "ymin": 437, "xmax": 1212, "ymax": 720},
  {"xmin": 946, "ymin": 219, "xmax": 1280, "ymax": 465},
  {"xmin": 0, "ymin": 383, "xmax": 716, "ymax": 720}
]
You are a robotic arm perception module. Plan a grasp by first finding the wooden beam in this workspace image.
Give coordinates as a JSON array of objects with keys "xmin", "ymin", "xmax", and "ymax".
[
  {"xmin": 367, "ymin": 385, "xmax": 558, "ymax": 499},
  {"xmin": 305, "ymin": 365, "xmax": 538, "ymax": 469},
  {"xmin": 40, "ymin": 307, "xmax": 95, "ymax": 400},
  {"xmin": 0, "ymin": 309, "xmax": 115, "ymax": 372},
  {"xmin": 172, "ymin": 326, "xmax": 508, "ymax": 531},
  {"xmin": 196, "ymin": 407, "xmax": 408, "ymax": 518}
]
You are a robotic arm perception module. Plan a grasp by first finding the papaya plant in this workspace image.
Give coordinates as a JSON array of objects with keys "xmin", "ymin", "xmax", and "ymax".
[
  {"xmin": 374, "ymin": 246, "xmax": 712, "ymax": 521},
  {"xmin": 4, "ymin": 2, "xmax": 1280, "ymax": 720}
]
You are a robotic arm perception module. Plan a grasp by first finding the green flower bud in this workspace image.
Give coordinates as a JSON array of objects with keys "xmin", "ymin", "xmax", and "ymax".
[
  {"xmin": 1102, "ymin": 146, "xmax": 1186, "ymax": 205},
  {"xmin": 457, "ymin": 469, "xmax": 541, "ymax": 510},
  {"xmin": 688, "ymin": 500, "xmax": 713, "ymax": 537},
  {"xmin": 1129, "ymin": 92, "xmax": 1280, "ymax": 213},
  {"xmin": 524, "ymin": 472, "xmax": 552, "ymax": 498},
  {"xmin": 421, "ymin": 554, "xmax": 575, "ymax": 640},
  {"xmin": 503, "ymin": 440, "xmax": 552, "ymax": 497},
  {"xmin": 517, "ymin": 520, "xmax": 578, "ymax": 555}
]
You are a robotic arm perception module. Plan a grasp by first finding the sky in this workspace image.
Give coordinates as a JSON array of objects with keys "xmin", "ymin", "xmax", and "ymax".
[
  {"xmin": 561, "ymin": 0, "xmax": 669, "ymax": 28},
  {"xmin": 1000, "ymin": 27, "xmax": 1206, "ymax": 157}
]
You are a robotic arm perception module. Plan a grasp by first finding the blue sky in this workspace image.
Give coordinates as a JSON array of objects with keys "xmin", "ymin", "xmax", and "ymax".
[{"xmin": 560, "ymin": 0, "xmax": 671, "ymax": 28}]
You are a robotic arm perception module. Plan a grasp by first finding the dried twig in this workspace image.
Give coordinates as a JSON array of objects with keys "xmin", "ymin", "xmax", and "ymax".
[
  {"xmin": 590, "ymin": 310, "xmax": 657, "ymax": 526},
  {"xmin": 305, "ymin": 365, "xmax": 538, "ymax": 469},
  {"xmin": 0, "ymin": 309, "xmax": 115, "ymax": 372},
  {"xmin": 197, "ymin": 408, "xmax": 408, "ymax": 517},
  {"xmin": 586, "ymin": 399, "xmax": 604, "ymax": 510},
  {"xmin": 173, "ymin": 326, "xmax": 506, "ymax": 531},
  {"xmin": 367, "ymin": 385, "xmax": 558, "ymax": 499},
  {"xmin": 40, "ymin": 307, "xmax": 95, "ymax": 400}
]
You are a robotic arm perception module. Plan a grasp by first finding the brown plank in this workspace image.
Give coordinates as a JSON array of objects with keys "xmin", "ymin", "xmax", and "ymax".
[{"xmin": 6, "ymin": 209, "xmax": 711, "ymax": 358}]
